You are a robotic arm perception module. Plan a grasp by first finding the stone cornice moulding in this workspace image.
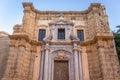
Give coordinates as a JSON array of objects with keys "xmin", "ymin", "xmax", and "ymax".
[
  {"xmin": 75, "ymin": 25, "xmax": 85, "ymax": 28},
  {"xmin": 51, "ymin": 42, "xmax": 72, "ymax": 45},
  {"xmin": 9, "ymin": 35, "xmax": 41, "ymax": 46},
  {"xmin": 80, "ymin": 35, "xmax": 114, "ymax": 46},
  {"xmin": 72, "ymin": 40, "xmax": 80, "ymax": 44},
  {"xmin": 43, "ymin": 40, "xmax": 51, "ymax": 45},
  {"xmin": 22, "ymin": 2, "xmax": 34, "ymax": 11},
  {"xmin": 40, "ymin": 40, "xmax": 73, "ymax": 45},
  {"xmin": 22, "ymin": 2, "xmax": 102, "ymax": 15}
]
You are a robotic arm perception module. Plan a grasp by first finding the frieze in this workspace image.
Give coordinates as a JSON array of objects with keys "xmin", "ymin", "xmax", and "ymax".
[
  {"xmin": 50, "ymin": 45, "xmax": 73, "ymax": 53},
  {"xmin": 54, "ymin": 55, "xmax": 69, "ymax": 61}
]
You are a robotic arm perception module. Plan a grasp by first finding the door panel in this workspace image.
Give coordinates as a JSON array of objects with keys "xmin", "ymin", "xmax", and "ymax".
[{"xmin": 54, "ymin": 61, "xmax": 69, "ymax": 80}]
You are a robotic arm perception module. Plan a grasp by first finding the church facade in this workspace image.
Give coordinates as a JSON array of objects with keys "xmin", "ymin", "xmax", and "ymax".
[{"xmin": 0, "ymin": 2, "xmax": 120, "ymax": 80}]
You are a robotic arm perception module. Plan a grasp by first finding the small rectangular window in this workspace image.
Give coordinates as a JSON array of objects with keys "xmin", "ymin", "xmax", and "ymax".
[
  {"xmin": 38, "ymin": 29, "xmax": 46, "ymax": 41},
  {"xmin": 77, "ymin": 30, "xmax": 84, "ymax": 41},
  {"xmin": 58, "ymin": 29, "xmax": 65, "ymax": 40}
]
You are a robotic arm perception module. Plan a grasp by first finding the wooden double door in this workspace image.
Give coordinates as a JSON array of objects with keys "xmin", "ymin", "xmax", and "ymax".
[{"xmin": 54, "ymin": 60, "xmax": 69, "ymax": 80}]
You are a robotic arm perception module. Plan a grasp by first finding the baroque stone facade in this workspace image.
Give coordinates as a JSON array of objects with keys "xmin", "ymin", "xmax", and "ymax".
[{"xmin": 0, "ymin": 2, "xmax": 120, "ymax": 80}]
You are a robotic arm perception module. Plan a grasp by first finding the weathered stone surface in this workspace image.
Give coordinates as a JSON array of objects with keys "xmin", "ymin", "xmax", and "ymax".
[
  {"xmin": 0, "ymin": 2, "xmax": 120, "ymax": 80},
  {"xmin": 0, "ymin": 34, "xmax": 10, "ymax": 80}
]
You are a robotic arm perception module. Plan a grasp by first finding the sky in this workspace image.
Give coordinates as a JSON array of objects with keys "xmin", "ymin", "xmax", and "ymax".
[{"xmin": 0, "ymin": 0, "xmax": 120, "ymax": 34}]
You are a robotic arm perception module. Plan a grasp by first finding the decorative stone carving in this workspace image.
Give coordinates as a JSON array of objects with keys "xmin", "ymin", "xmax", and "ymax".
[
  {"xmin": 13, "ymin": 24, "xmax": 23, "ymax": 34},
  {"xmin": 70, "ymin": 32, "xmax": 79, "ymax": 40},
  {"xmin": 54, "ymin": 50, "xmax": 69, "ymax": 60}
]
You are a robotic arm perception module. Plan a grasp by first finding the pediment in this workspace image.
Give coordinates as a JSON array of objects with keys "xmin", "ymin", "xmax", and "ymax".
[{"xmin": 49, "ymin": 19, "xmax": 74, "ymax": 26}]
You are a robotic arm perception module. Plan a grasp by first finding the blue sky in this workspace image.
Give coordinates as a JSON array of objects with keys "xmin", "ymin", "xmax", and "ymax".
[{"xmin": 0, "ymin": 0, "xmax": 120, "ymax": 34}]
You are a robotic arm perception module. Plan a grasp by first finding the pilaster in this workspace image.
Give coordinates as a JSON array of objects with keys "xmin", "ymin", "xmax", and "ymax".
[
  {"xmin": 28, "ymin": 46, "xmax": 36, "ymax": 80},
  {"xmin": 81, "ymin": 47, "xmax": 90, "ymax": 80},
  {"xmin": 97, "ymin": 39, "xmax": 120, "ymax": 80},
  {"xmin": 1, "ymin": 46, "xmax": 17, "ymax": 80},
  {"xmin": 43, "ymin": 42, "xmax": 50, "ymax": 80},
  {"xmin": 39, "ymin": 49, "xmax": 45, "ymax": 80},
  {"xmin": 73, "ymin": 41, "xmax": 83, "ymax": 80},
  {"xmin": 22, "ymin": 2, "xmax": 36, "ymax": 39},
  {"xmin": 33, "ymin": 46, "xmax": 41, "ymax": 80}
]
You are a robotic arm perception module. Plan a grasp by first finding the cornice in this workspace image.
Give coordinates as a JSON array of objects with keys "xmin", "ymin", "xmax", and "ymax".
[
  {"xmin": 51, "ymin": 41, "xmax": 72, "ymax": 45},
  {"xmin": 80, "ymin": 35, "xmax": 114, "ymax": 46},
  {"xmin": 9, "ymin": 35, "xmax": 41, "ymax": 46},
  {"xmin": 9, "ymin": 35, "xmax": 29, "ymax": 41},
  {"xmin": 22, "ymin": 2, "xmax": 101, "ymax": 15},
  {"xmin": 72, "ymin": 40, "xmax": 80, "ymax": 44},
  {"xmin": 22, "ymin": 2, "xmax": 34, "ymax": 10},
  {"xmin": 34, "ymin": 3, "xmax": 101, "ymax": 15}
]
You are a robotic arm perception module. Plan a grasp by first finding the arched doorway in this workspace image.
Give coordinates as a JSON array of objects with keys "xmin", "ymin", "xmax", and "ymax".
[
  {"xmin": 51, "ymin": 50, "xmax": 74, "ymax": 80},
  {"xmin": 39, "ymin": 44, "xmax": 83, "ymax": 80}
]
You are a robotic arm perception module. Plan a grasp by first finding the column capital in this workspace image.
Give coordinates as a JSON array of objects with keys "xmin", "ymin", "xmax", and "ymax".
[
  {"xmin": 73, "ymin": 47, "xmax": 82, "ymax": 52},
  {"xmin": 44, "ymin": 48, "xmax": 50, "ymax": 51},
  {"xmin": 81, "ymin": 47, "xmax": 86, "ymax": 53},
  {"xmin": 44, "ymin": 43, "xmax": 50, "ymax": 50}
]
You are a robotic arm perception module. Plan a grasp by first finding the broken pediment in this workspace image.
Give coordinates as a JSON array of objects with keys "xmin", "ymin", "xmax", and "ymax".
[
  {"xmin": 49, "ymin": 13, "xmax": 74, "ymax": 26},
  {"xmin": 49, "ymin": 19, "xmax": 74, "ymax": 26}
]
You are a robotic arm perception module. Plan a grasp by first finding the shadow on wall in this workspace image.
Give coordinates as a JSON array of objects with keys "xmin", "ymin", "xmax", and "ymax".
[{"xmin": 0, "ymin": 32, "xmax": 10, "ymax": 79}]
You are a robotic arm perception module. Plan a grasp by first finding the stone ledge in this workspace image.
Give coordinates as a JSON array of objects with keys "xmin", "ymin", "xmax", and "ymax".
[
  {"xmin": 80, "ymin": 35, "xmax": 114, "ymax": 46},
  {"xmin": 9, "ymin": 35, "xmax": 41, "ymax": 46}
]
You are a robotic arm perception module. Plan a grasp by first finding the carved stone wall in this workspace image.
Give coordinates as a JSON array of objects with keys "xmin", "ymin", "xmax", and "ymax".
[
  {"xmin": 0, "ymin": 2, "xmax": 120, "ymax": 80},
  {"xmin": 81, "ymin": 36, "xmax": 120, "ymax": 80},
  {"xmin": 85, "ymin": 43, "xmax": 102, "ymax": 80},
  {"xmin": 1, "ymin": 35, "xmax": 41, "ymax": 80},
  {"xmin": 97, "ymin": 39, "xmax": 120, "ymax": 80}
]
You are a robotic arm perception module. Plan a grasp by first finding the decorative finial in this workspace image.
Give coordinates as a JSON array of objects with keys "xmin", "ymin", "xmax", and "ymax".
[{"xmin": 59, "ymin": 13, "xmax": 64, "ymax": 20}]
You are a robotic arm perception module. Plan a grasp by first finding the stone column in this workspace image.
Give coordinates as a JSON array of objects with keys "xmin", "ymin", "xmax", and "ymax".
[
  {"xmin": 81, "ymin": 47, "xmax": 89, "ymax": 80},
  {"xmin": 78, "ymin": 50, "xmax": 83, "ymax": 80},
  {"xmin": 73, "ymin": 43, "xmax": 80, "ymax": 80},
  {"xmin": 39, "ymin": 50, "xmax": 45, "ymax": 80},
  {"xmin": 43, "ymin": 43, "xmax": 49, "ymax": 80}
]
